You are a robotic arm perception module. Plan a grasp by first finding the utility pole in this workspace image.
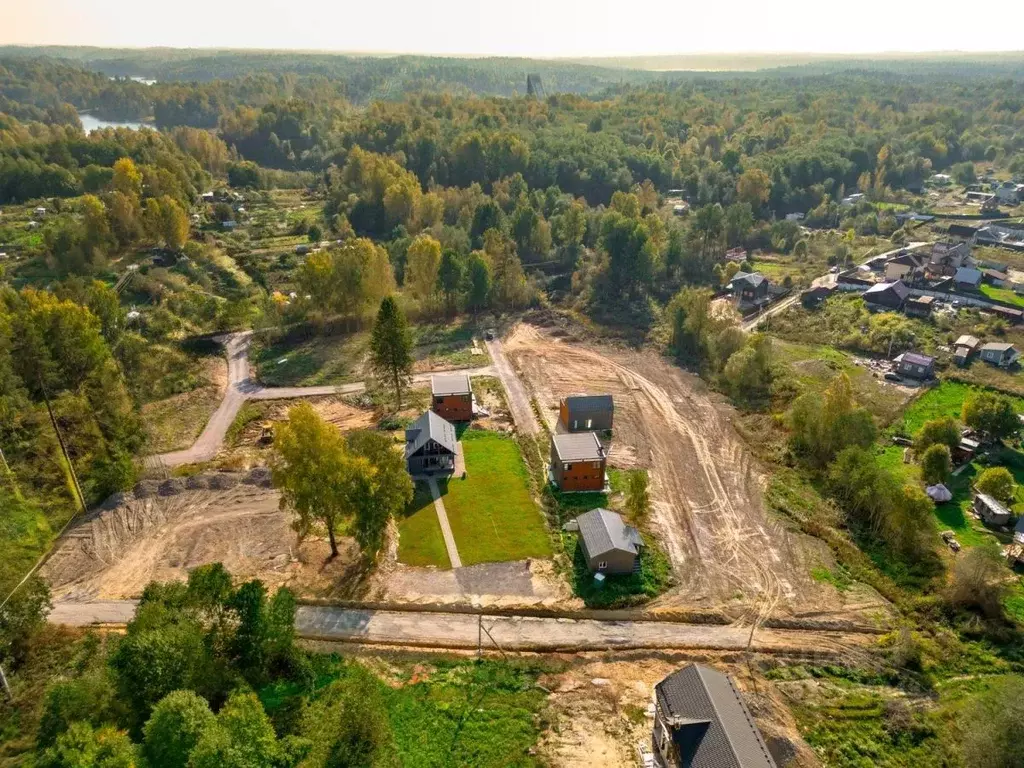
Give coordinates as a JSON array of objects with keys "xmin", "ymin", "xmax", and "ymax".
[
  {"xmin": 38, "ymin": 379, "xmax": 86, "ymax": 514},
  {"xmin": 0, "ymin": 663, "xmax": 10, "ymax": 701}
]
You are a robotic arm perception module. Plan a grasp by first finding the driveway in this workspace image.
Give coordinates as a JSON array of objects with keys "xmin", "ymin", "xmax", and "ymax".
[
  {"xmin": 484, "ymin": 337, "xmax": 540, "ymax": 435},
  {"xmin": 47, "ymin": 600, "xmax": 869, "ymax": 655},
  {"xmin": 149, "ymin": 332, "xmax": 494, "ymax": 469}
]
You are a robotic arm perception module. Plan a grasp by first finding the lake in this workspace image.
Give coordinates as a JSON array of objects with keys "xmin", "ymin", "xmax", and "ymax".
[{"xmin": 78, "ymin": 113, "xmax": 147, "ymax": 134}]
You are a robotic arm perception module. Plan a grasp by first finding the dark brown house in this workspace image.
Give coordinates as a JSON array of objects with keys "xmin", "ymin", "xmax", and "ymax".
[
  {"xmin": 572, "ymin": 507, "xmax": 643, "ymax": 574},
  {"xmin": 727, "ymin": 271, "xmax": 770, "ymax": 305},
  {"xmin": 431, "ymin": 373, "xmax": 473, "ymax": 421},
  {"xmin": 895, "ymin": 352, "xmax": 935, "ymax": 381},
  {"xmin": 559, "ymin": 394, "xmax": 614, "ymax": 432},
  {"xmin": 653, "ymin": 664, "xmax": 777, "ymax": 768},
  {"xmin": 863, "ymin": 280, "xmax": 909, "ymax": 311},
  {"xmin": 550, "ymin": 433, "xmax": 607, "ymax": 492}
]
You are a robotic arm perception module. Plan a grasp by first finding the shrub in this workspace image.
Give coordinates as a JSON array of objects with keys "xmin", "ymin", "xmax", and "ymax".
[{"xmin": 975, "ymin": 466, "xmax": 1015, "ymax": 504}]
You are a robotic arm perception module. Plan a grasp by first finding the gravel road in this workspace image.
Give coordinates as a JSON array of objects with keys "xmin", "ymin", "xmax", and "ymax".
[
  {"xmin": 48, "ymin": 601, "xmax": 867, "ymax": 655},
  {"xmin": 149, "ymin": 332, "xmax": 493, "ymax": 468}
]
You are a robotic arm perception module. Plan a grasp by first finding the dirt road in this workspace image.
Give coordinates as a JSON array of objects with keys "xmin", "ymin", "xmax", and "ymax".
[
  {"xmin": 150, "ymin": 332, "xmax": 493, "ymax": 468},
  {"xmin": 504, "ymin": 324, "xmax": 843, "ymax": 619},
  {"xmin": 47, "ymin": 600, "xmax": 869, "ymax": 655},
  {"xmin": 484, "ymin": 336, "xmax": 540, "ymax": 434}
]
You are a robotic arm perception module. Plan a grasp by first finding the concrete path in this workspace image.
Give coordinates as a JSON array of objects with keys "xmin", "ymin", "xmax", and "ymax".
[
  {"xmin": 427, "ymin": 477, "xmax": 462, "ymax": 568},
  {"xmin": 147, "ymin": 331, "xmax": 494, "ymax": 469},
  {"xmin": 47, "ymin": 600, "xmax": 867, "ymax": 655},
  {"xmin": 484, "ymin": 336, "xmax": 540, "ymax": 435}
]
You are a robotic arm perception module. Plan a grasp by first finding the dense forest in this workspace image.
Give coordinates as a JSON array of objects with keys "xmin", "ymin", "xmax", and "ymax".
[{"xmin": 0, "ymin": 47, "xmax": 1023, "ymax": 767}]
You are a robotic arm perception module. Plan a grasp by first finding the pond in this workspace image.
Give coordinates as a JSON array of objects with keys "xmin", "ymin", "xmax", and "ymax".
[{"xmin": 78, "ymin": 113, "xmax": 148, "ymax": 134}]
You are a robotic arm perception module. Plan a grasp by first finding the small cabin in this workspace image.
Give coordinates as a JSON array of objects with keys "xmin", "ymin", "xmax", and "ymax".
[
  {"xmin": 559, "ymin": 394, "xmax": 614, "ymax": 432},
  {"xmin": 973, "ymin": 493, "xmax": 1012, "ymax": 526}
]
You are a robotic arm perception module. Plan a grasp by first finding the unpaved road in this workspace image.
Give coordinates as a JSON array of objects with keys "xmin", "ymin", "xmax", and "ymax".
[
  {"xmin": 504, "ymin": 324, "xmax": 844, "ymax": 619},
  {"xmin": 150, "ymin": 332, "xmax": 493, "ymax": 468},
  {"xmin": 48, "ymin": 601, "xmax": 870, "ymax": 655},
  {"xmin": 485, "ymin": 336, "xmax": 540, "ymax": 435}
]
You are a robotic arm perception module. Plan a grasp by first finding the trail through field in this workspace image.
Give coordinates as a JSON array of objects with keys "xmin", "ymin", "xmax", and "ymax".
[{"xmin": 504, "ymin": 324, "xmax": 847, "ymax": 619}]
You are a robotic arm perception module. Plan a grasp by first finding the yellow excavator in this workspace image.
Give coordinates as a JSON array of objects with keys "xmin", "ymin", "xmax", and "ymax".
[{"xmin": 257, "ymin": 422, "xmax": 274, "ymax": 446}]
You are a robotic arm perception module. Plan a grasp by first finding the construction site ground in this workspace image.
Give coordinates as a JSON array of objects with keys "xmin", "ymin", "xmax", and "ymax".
[{"xmin": 502, "ymin": 322, "xmax": 888, "ymax": 624}]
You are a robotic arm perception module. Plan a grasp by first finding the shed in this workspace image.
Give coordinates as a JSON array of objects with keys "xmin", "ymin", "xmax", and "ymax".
[
  {"xmin": 652, "ymin": 664, "xmax": 777, "ymax": 768},
  {"xmin": 904, "ymin": 294, "xmax": 935, "ymax": 318},
  {"xmin": 801, "ymin": 285, "xmax": 835, "ymax": 308},
  {"xmin": 405, "ymin": 410, "xmax": 457, "ymax": 476},
  {"xmin": 973, "ymin": 493, "xmax": 1012, "ymax": 526},
  {"xmin": 560, "ymin": 394, "xmax": 614, "ymax": 432},
  {"xmin": 979, "ymin": 342, "xmax": 1020, "ymax": 368},
  {"xmin": 863, "ymin": 280, "xmax": 909, "ymax": 310},
  {"xmin": 953, "ymin": 335, "xmax": 981, "ymax": 366},
  {"xmin": 574, "ymin": 508, "xmax": 643, "ymax": 574}
]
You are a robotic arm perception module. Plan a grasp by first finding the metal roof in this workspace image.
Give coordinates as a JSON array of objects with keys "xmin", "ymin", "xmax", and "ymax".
[
  {"xmin": 975, "ymin": 493, "xmax": 1010, "ymax": 519},
  {"xmin": 563, "ymin": 394, "xmax": 614, "ymax": 415},
  {"xmin": 431, "ymin": 373, "xmax": 472, "ymax": 397},
  {"xmin": 954, "ymin": 267, "xmax": 983, "ymax": 284},
  {"xmin": 729, "ymin": 271, "xmax": 767, "ymax": 288},
  {"xmin": 954, "ymin": 335, "xmax": 980, "ymax": 349},
  {"xmin": 864, "ymin": 280, "xmax": 909, "ymax": 300},
  {"xmin": 405, "ymin": 410, "xmax": 457, "ymax": 458},
  {"xmin": 552, "ymin": 432, "xmax": 605, "ymax": 462},
  {"xmin": 575, "ymin": 508, "xmax": 643, "ymax": 558},
  {"xmin": 981, "ymin": 342, "xmax": 1016, "ymax": 353},
  {"xmin": 655, "ymin": 664, "xmax": 777, "ymax": 768},
  {"xmin": 901, "ymin": 352, "xmax": 935, "ymax": 367}
]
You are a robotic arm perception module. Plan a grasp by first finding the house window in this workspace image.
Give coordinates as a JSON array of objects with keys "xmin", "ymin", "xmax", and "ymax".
[
  {"xmin": 597, "ymin": 561, "xmax": 607, "ymax": 570},
  {"xmin": 592, "ymin": 461, "xmax": 601, "ymax": 469},
  {"xmin": 563, "ymin": 463, "xmax": 571, "ymax": 471},
  {"xmin": 585, "ymin": 418, "xmax": 593, "ymax": 429}
]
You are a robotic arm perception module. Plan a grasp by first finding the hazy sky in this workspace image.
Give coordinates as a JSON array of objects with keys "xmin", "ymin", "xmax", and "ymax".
[{"xmin": 2, "ymin": 0, "xmax": 1023, "ymax": 57}]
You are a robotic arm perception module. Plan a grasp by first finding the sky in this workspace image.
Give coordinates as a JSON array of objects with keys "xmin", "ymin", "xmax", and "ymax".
[{"xmin": 2, "ymin": 0, "xmax": 1023, "ymax": 58}]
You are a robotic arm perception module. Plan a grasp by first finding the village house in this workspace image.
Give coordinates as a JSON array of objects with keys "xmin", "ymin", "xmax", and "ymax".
[
  {"xmin": 953, "ymin": 335, "xmax": 981, "ymax": 366},
  {"xmin": 930, "ymin": 241, "xmax": 972, "ymax": 275},
  {"xmin": 904, "ymin": 294, "xmax": 935, "ymax": 318},
  {"xmin": 727, "ymin": 271, "xmax": 771, "ymax": 306},
  {"xmin": 404, "ymin": 410, "xmax": 457, "ymax": 476},
  {"xmin": 430, "ymin": 373, "xmax": 474, "ymax": 421},
  {"xmin": 994, "ymin": 181, "xmax": 1023, "ymax": 205},
  {"xmin": 550, "ymin": 432, "xmax": 607, "ymax": 492},
  {"xmin": 724, "ymin": 246, "xmax": 747, "ymax": 263},
  {"xmin": 954, "ymin": 436, "xmax": 981, "ymax": 465},
  {"xmin": 894, "ymin": 351, "xmax": 935, "ymax": 381},
  {"xmin": 863, "ymin": 280, "xmax": 909, "ymax": 311},
  {"xmin": 652, "ymin": 664, "xmax": 777, "ymax": 768},
  {"xmin": 884, "ymin": 251, "xmax": 927, "ymax": 283},
  {"xmin": 981, "ymin": 267, "xmax": 1009, "ymax": 286},
  {"xmin": 973, "ymin": 493, "xmax": 1012, "ymax": 526},
  {"xmin": 800, "ymin": 284, "xmax": 835, "ymax": 308},
  {"xmin": 570, "ymin": 507, "xmax": 643, "ymax": 575},
  {"xmin": 559, "ymin": 394, "xmax": 614, "ymax": 432},
  {"xmin": 979, "ymin": 342, "xmax": 1020, "ymax": 368},
  {"xmin": 953, "ymin": 266, "xmax": 983, "ymax": 292}
]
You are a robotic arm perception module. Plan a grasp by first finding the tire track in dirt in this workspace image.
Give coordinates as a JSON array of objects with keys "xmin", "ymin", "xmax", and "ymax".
[{"xmin": 505, "ymin": 325, "xmax": 827, "ymax": 618}]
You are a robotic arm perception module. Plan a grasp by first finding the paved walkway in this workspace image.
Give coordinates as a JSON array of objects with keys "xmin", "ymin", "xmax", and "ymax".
[
  {"xmin": 47, "ymin": 601, "xmax": 868, "ymax": 655},
  {"xmin": 427, "ymin": 477, "xmax": 462, "ymax": 568},
  {"xmin": 147, "ymin": 331, "xmax": 494, "ymax": 469}
]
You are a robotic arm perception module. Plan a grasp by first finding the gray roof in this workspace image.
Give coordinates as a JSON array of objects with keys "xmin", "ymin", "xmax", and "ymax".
[
  {"xmin": 431, "ymin": 373, "xmax": 472, "ymax": 397},
  {"xmin": 575, "ymin": 508, "xmax": 643, "ymax": 558},
  {"xmin": 729, "ymin": 271, "xmax": 767, "ymax": 289},
  {"xmin": 890, "ymin": 252, "xmax": 926, "ymax": 267},
  {"xmin": 975, "ymin": 493, "xmax": 1010, "ymax": 518},
  {"xmin": 981, "ymin": 342, "xmax": 1016, "ymax": 353},
  {"xmin": 552, "ymin": 432, "xmax": 605, "ymax": 462},
  {"xmin": 955, "ymin": 267, "xmax": 983, "ymax": 284},
  {"xmin": 405, "ymin": 410, "xmax": 457, "ymax": 458},
  {"xmin": 864, "ymin": 280, "xmax": 910, "ymax": 300},
  {"xmin": 656, "ymin": 664, "xmax": 776, "ymax": 768},
  {"xmin": 563, "ymin": 394, "xmax": 614, "ymax": 415}
]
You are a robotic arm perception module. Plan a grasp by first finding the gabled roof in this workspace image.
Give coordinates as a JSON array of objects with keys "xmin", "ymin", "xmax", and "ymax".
[
  {"xmin": 864, "ymin": 280, "xmax": 910, "ymax": 300},
  {"xmin": 563, "ymin": 394, "xmax": 614, "ymax": 414},
  {"xmin": 890, "ymin": 252, "xmax": 926, "ymax": 267},
  {"xmin": 954, "ymin": 267, "xmax": 983, "ymax": 284},
  {"xmin": 981, "ymin": 342, "xmax": 1016, "ymax": 353},
  {"xmin": 954, "ymin": 335, "xmax": 981, "ymax": 349},
  {"xmin": 552, "ymin": 432, "xmax": 605, "ymax": 462},
  {"xmin": 576, "ymin": 508, "xmax": 643, "ymax": 558},
  {"xmin": 405, "ymin": 410, "xmax": 457, "ymax": 458},
  {"xmin": 431, "ymin": 373, "xmax": 472, "ymax": 397},
  {"xmin": 656, "ymin": 664, "xmax": 776, "ymax": 768},
  {"xmin": 729, "ymin": 271, "xmax": 767, "ymax": 289}
]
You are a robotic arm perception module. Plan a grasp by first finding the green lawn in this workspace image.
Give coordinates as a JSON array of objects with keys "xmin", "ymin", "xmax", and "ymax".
[
  {"xmin": 891, "ymin": 380, "xmax": 1024, "ymax": 437},
  {"xmin": 397, "ymin": 483, "xmax": 451, "ymax": 568},
  {"xmin": 440, "ymin": 430, "xmax": 552, "ymax": 565},
  {"xmin": 979, "ymin": 283, "xmax": 1024, "ymax": 308}
]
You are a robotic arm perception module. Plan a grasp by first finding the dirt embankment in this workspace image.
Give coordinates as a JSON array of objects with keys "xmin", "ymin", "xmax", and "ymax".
[{"xmin": 504, "ymin": 323, "xmax": 882, "ymax": 623}]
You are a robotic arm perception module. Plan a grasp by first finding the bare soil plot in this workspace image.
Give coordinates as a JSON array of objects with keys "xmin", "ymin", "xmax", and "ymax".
[
  {"xmin": 141, "ymin": 355, "xmax": 228, "ymax": 453},
  {"xmin": 503, "ymin": 324, "xmax": 849, "ymax": 618}
]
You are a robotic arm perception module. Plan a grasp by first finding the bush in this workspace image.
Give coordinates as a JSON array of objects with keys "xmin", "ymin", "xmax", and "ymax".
[
  {"xmin": 920, "ymin": 444, "xmax": 952, "ymax": 485},
  {"xmin": 143, "ymin": 690, "xmax": 215, "ymax": 768},
  {"xmin": 914, "ymin": 417, "xmax": 960, "ymax": 453}
]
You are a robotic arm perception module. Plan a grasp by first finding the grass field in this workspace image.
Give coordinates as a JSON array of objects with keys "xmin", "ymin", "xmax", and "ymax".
[
  {"xmin": 891, "ymin": 380, "xmax": 1024, "ymax": 437},
  {"xmin": 397, "ymin": 483, "xmax": 451, "ymax": 568},
  {"xmin": 142, "ymin": 384, "xmax": 224, "ymax": 453},
  {"xmin": 440, "ymin": 430, "xmax": 552, "ymax": 565},
  {"xmin": 979, "ymin": 283, "xmax": 1024, "ymax": 308}
]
